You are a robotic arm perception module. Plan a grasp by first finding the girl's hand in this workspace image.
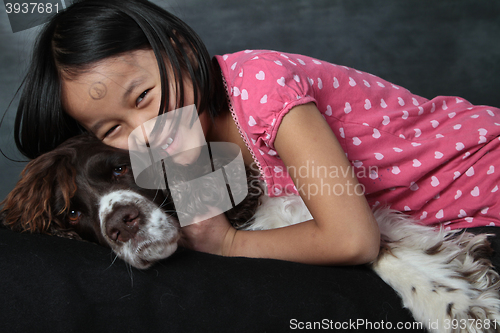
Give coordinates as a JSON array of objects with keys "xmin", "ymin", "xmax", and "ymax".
[{"xmin": 178, "ymin": 210, "xmax": 237, "ymax": 256}]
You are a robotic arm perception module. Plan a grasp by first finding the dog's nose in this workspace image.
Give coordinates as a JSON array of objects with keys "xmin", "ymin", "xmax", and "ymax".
[{"xmin": 105, "ymin": 206, "xmax": 141, "ymax": 242}]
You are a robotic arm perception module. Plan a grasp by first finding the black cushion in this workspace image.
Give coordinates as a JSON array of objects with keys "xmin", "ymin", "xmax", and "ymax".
[{"xmin": 1, "ymin": 224, "xmax": 498, "ymax": 332}]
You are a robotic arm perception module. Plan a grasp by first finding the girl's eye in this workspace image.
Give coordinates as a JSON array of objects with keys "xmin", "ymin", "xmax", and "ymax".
[
  {"xmin": 103, "ymin": 125, "xmax": 119, "ymax": 139},
  {"xmin": 68, "ymin": 210, "xmax": 82, "ymax": 225},
  {"xmin": 112, "ymin": 165, "xmax": 128, "ymax": 178},
  {"xmin": 136, "ymin": 89, "xmax": 151, "ymax": 106}
]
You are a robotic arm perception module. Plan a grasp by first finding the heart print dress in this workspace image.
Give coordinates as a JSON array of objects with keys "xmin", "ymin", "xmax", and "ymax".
[{"xmin": 216, "ymin": 50, "xmax": 500, "ymax": 230}]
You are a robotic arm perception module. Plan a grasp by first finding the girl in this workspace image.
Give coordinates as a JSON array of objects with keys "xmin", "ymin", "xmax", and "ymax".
[{"xmin": 12, "ymin": 0, "xmax": 500, "ymax": 266}]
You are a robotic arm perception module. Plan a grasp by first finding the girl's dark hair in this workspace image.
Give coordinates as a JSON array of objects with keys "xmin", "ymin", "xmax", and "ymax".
[{"xmin": 14, "ymin": 0, "xmax": 226, "ymax": 159}]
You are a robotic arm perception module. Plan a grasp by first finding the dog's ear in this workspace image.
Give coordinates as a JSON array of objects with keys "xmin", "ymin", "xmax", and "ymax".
[{"xmin": 1, "ymin": 149, "xmax": 77, "ymax": 235}]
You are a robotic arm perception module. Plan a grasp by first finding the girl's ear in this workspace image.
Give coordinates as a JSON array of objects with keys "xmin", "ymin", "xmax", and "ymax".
[{"xmin": 0, "ymin": 151, "xmax": 76, "ymax": 235}]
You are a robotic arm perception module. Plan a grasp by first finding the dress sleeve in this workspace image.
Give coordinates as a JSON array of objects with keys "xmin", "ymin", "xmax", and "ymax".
[{"xmin": 223, "ymin": 51, "xmax": 317, "ymax": 151}]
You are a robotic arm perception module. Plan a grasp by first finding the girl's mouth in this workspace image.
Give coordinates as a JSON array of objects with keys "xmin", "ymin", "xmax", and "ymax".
[{"xmin": 161, "ymin": 137, "xmax": 174, "ymax": 150}]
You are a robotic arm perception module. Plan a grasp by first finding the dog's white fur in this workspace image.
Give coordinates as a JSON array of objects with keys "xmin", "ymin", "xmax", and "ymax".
[
  {"xmin": 99, "ymin": 190, "xmax": 180, "ymax": 269},
  {"xmin": 247, "ymin": 195, "xmax": 500, "ymax": 333}
]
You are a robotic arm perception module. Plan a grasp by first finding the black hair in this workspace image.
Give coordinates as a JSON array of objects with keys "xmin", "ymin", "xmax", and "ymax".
[{"xmin": 13, "ymin": 0, "xmax": 226, "ymax": 159}]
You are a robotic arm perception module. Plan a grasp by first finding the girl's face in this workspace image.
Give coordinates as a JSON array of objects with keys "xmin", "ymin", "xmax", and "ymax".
[{"xmin": 61, "ymin": 49, "xmax": 209, "ymax": 150}]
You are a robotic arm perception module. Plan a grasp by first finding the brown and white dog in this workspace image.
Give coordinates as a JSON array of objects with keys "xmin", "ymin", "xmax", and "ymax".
[
  {"xmin": 1, "ymin": 134, "xmax": 500, "ymax": 332},
  {"xmin": 0, "ymin": 134, "xmax": 259, "ymax": 269}
]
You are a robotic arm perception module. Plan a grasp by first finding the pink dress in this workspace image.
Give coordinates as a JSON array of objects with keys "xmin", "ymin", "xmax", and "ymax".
[{"xmin": 215, "ymin": 50, "xmax": 500, "ymax": 230}]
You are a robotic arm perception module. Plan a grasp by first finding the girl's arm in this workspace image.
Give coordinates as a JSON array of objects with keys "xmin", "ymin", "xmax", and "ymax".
[{"xmin": 181, "ymin": 102, "xmax": 380, "ymax": 265}]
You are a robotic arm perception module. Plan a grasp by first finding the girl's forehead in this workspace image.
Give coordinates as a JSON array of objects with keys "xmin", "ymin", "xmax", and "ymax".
[
  {"xmin": 71, "ymin": 50, "xmax": 159, "ymax": 81},
  {"xmin": 62, "ymin": 51, "xmax": 158, "ymax": 97}
]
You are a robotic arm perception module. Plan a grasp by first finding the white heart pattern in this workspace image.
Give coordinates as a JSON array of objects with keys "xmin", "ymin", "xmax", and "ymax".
[
  {"xmin": 352, "ymin": 160, "xmax": 363, "ymax": 168},
  {"xmin": 413, "ymin": 159, "xmax": 421, "ymax": 167},
  {"xmin": 277, "ymin": 77, "xmax": 285, "ymax": 87},
  {"xmin": 344, "ymin": 102, "xmax": 352, "ymax": 114},
  {"xmin": 478, "ymin": 128, "xmax": 488, "ymax": 136},
  {"xmin": 431, "ymin": 176, "xmax": 440, "ymax": 187},
  {"xmin": 333, "ymin": 77, "xmax": 339, "ymax": 89},
  {"xmin": 233, "ymin": 86, "xmax": 241, "ymax": 96},
  {"xmin": 256, "ymin": 71, "xmax": 265, "ymax": 80},
  {"xmin": 248, "ymin": 116, "xmax": 257, "ymax": 126},
  {"xmin": 325, "ymin": 105, "xmax": 332, "ymax": 116},
  {"xmin": 471, "ymin": 186, "xmax": 480, "ymax": 197},
  {"xmin": 364, "ymin": 99, "xmax": 372, "ymax": 110}
]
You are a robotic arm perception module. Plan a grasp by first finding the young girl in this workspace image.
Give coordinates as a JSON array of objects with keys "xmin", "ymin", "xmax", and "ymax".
[{"xmin": 12, "ymin": 0, "xmax": 500, "ymax": 266}]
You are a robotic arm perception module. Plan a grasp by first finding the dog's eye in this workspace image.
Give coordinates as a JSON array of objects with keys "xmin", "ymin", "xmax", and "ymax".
[
  {"xmin": 68, "ymin": 210, "xmax": 82, "ymax": 225},
  {"xmin": 112, "ymin": 165, "xmax": 128, "ymax": 178}
]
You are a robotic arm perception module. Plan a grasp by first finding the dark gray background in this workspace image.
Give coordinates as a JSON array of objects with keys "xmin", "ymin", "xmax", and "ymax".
[{"xmin": 1, "ymin": 0, "xmax": 499, "ymax": 201}]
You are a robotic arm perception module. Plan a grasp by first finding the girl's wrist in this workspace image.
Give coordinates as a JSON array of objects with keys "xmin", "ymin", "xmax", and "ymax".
[{"xmin": 222, "ymin": 226, "xmax": 238, "ymax": 257}]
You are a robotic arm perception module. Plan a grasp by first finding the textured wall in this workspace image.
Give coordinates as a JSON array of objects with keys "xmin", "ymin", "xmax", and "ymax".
[{"xmin": 1, "ymin": 0, "xmax": 499, "ymax": 201}]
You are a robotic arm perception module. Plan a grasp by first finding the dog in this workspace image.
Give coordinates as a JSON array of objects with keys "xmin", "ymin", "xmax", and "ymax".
[
  {"xmin": 1, "ymin": 134, "xmax": 500, "ymax": 332},
  {"xmin": 0, "ymin": 134, "xmax": 260, "ymax": 269}
]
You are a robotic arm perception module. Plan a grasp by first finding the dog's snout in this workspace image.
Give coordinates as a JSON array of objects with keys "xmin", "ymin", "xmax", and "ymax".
[{"xmin": 105, "ymin": 206, "xmax": 141, "ymax": 242}]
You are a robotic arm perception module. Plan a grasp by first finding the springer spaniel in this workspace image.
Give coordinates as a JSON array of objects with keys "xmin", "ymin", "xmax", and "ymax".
[
  {"xmin": 1, "ymin": 134, "xmax": 500, "ymax": 332},
  {"xmin": 0, "ymin": 134, "xmax": 259, "ymax": 269}
]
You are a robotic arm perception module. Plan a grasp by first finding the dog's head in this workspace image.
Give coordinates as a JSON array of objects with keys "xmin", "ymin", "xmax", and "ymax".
[
  {"xmin": 1, "ymin": 134, "xmax": 180, "ymax": 269},
  {"xmin": 1, "ymin": 134, "xmax": 261, "ymax": 269}
]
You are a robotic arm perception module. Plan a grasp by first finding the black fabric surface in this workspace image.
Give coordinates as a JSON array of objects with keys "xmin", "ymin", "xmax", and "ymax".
[
  {"xmin": 1, "ymin": 224, "xmax": 499, "ymax": 332},
  {"xmin": 0, "ymin": 225, "xmax": 420, "ymax": 332},
  {"xmin": 1, "ymin": 1, "xmax": 499, "ymax": 332}
]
